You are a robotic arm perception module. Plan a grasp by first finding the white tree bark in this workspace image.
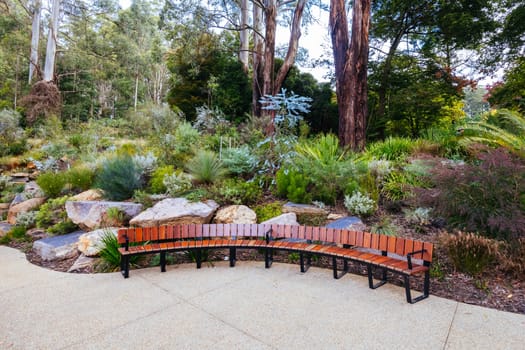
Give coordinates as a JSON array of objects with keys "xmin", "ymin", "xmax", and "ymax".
[
  {"xmin": 29, "ymin": 0, "xmax": 41, "ymax": 83},
  {"xmin": 239, "ymin": 0, "xmax": 250, "ymax": 72},
  {"xmin": 43, "ymin": 0, "xmax": 60, "ymax": 82}
]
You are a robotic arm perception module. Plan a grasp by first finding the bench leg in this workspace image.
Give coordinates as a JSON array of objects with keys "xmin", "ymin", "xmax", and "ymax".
[
  {"xmin": 195, "ymin": 249, "xmax": 202, "ymax": 269},
  {"xmin": 121, "ymin": 255, "xmax": 129, "ymax": 278},
  {"xmin": 367, "ymin": 265, "xmax": 387, "ymax": 289},
  {"xmin": 160, "ymin": 252, "xmax": 166, "ymax": 272},
  {"xmin": 300, "ymin": 253, "xmax": 311, "ymax": 273},
  {"xmin": 265, "ymin": 248, "xmax": 273, "ymax": 268},
  {"xmin": 332, "ymin": 257, "xmax": 348, "ymax": 279},
  {"xmin": 229, "ymin": 248, "xmax": 236, "ymax": 267},
  {"xmin": 404, "ymin": 271, "xmax": 430, "ymax": 304}
]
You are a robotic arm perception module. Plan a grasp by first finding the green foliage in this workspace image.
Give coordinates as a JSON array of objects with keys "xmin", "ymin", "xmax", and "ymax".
[
  {"xmin": 97, "ymin": 231, "xmax": 141, "ymax": 272},
  {"xmin": 104, "ymin": 207, "xmax": 126, "ymax": 227},
  {"xmin": 211, "ymin": 178, "xmax": 263, "ymax": 205},
  {"xmin": 460, "ymin": 109, "xmax": 525, "ymax": 157},
  {"xmin": 276, "ymin": 168, "xmax": 311, "ymax": 204},
  {"xmin": 155, "ymin": 121, "xmax": 200, "ymax": 164},
  {"xmin": 36, "ymin": 172, "xmax": 68, "ymax": 198},
  {"xmin": 381, "ymin": 171, "xmax": 414, "ymax": 201},
  {"xmin": 186, "ymin": 150, "xmax": 226, "ymax": 184},
  {"xmin": 370, "ymin": 216, "xmax": 398, "ymax": 236},
  {"xmin": 164, "ymin": 171, "xmax": 193, "ymax": 196},
  {"xmin": 442, "ymin": 232, "xmax": 499, "ymax": 276},
  {"xmin": 260, "ymin": 88, "xmax": 312, "ymax": 131},
  {"xmin": 221, "ymin": 145, "xmax": 259, "ymax": 177},
  {"xmin": 127, "ymin": 104, "xmax": 182, "ymax": 137},
  {"xmin": 149, "ymin": 165, "xmax": 175, "ymax": 194},
  {"xmin": 66, "ymin": 166, "xmax": 95, "ymax": 192},
  {"xmin": 95, "ymin": 155, "xmax": 145, "ymax": 201},
  {"xmin": 292, "ymin": 134, "xmax": 355, "ymax": 204},
  {"xmin": 132, "ymin": 190, "xmax": 154, "ymax": 209},
  {"xmin": 344, "ymin": 191, "xmax": 377, "ymax": 216},
  {"xmin": 0, "ymin": 109, "xmax": 26, "ymax": 156},
  {"xmin": 254, "ymin": 202, "xmax": 283, "ymax": 223},
  {"xmin": 15, "ymin": 211, "xmax": 37, "ymax": 229},
  {"xmin": 419, "ymin": 148, "xmax": 525, "ymax": 242},
  {"xmin": 36, "ymin": 196, "xmax": 78, "ymax": 235},
  {"xmin": 365, "ymin": 137, "xmax": 415, "ymax": 161},
  {"xmin": 486, "ymin": 59, "xmax": 525, "ymax": 114}
]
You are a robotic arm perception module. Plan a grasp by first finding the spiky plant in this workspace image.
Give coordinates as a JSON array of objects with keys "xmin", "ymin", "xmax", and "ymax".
[
  {"xmin": 186, "ymin": 150, "xmax": 226, "ymax": 184},
  {"xmin": 460, "ymin": 109, "xmax": 525, "ymax": 157}
]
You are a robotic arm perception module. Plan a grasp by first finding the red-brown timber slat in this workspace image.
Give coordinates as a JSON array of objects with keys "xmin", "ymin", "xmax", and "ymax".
[
  {"xmin": 355, "ymin": 231, "xmax": 364, "ymax": 247},
  {"xmin": 118, "ymin": 228, "xmax": 128, "ymax": 244},
  {"xmin": 305, "ymin": 226, "xmax": 313, "ymax": 240},
  {"xmin": 403, "ymin": 239, "xmax": 415, "ymax": 256},
  {"xmin": 326, "ymin": 228, "xmax": 335, "ymax": 243},
  {"xmin": 195, "ymin": 224, "xmax": 203, "ymax": 239},
  {"xmin": 159, "ymin": 226, "xmax": 166, "ymax": 240},
  {"xmin": 422, "ymin": 242, "xmax": 433, "ymax": 262},
  {"xmin": 395, "ymin": 238, "xmax": 405, "ymax": 256},
  {"xmin": 135, "ymin": 227, "xmax": 143, "ymax": 242},
  {"xmin": 312, "ymin": 227, "xmax": 320, "ymax": 242},
  {"xmin": 387, "ymin": 236, "xmax": 397, "ymax": 254},
  {"xmin": 379, "ymin": 234, "xmax": 388, "ymax": 251},
  {"xmin": 284, "ymin": 225, "xmax": 292, "ymax": 238},
  {"xmin": 319, "ymin": 227, "xmax": 327, "ymax": 242},
  {"xmin": 173, "ymin": 225, "xmax": 182, "ymax": 239},
  {"xmin": 347, "ymin": 230, "xmax": 357, "ymax": 246},
  {"xmin": 291, "ymin": 225, "xmax": 299, "ymax": 239},
  {"xmin": 363, "ymin": 232, "xmax": 371, "ymax": 249},
  {"xmin": 188, "ymin": 224, "xmax": 196, "ymax": 239},
  {"xmin": 370, "ymin": 233, "xmax": 379, "ymax": 250}
]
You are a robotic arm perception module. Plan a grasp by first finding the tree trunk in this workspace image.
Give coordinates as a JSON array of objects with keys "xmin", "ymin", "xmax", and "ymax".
[
  {"xmin": 330, "ymin": 0, "xmax": 370, "ymax": 151},
  {"xmin": 262, "ymin": 0, "xmax": 277, "ymax": 99},
  {"xmin": 43, "ymin": 0, "xmax": 60, "ymax": 82},
  {"xmin": 134, "ymin": 73, "xmax": 139, "ymax": 112},
  {"xmin": 252, "ymin": 3, "xmax": 264, "ymax": 117},
  {"xmin": 239, "ymin": 0, "xmax": 250, "ymax": 72},
  {"xmin": 29, "ymin": 0, "xmax": 41, "ymax": 83},
  {"xmin": 273, "ymin": 0, "xmax": 306, "ymax": 95}
]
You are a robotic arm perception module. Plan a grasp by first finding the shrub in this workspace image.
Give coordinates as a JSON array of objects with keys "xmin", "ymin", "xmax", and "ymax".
[
  {"xmin": 221, "ymin": 145, "xmax": 259, "ymax": 177},
  {"xmin": 418, "ymin": 148, "xmax": 525, "ymax": 242},
  {"xmin": 441, "ymin": 232, "xmax": 499, "ymax": 276},
  {"xmin": 0, "ymin": 109, "xmax": 25, "ymax": 156},
  {"xmin": 344, "ymin": 191, "xmax": 376, "ymax": 216},
  {"xmin": 36, "ymin": 196, "xmax": 78, "ymax": 235},
  {"xmin": 37, "ymin": 172, "xmax": 67, "ymax": 198},
  {"xmin": 380, "ymin": 172, "xmax": 414, "ymax": 201},
  {"xmin": 15, "ymin": 211, "xmax": 37, "ymax": 229},
  {"xmin": 149, "ymin": 165, "xmax": 175, "ymax": 194},
  {"xmin": 186, "ymin": 150, "xmax": 226, "ymax": 184},
  {"xmin": 163, "ymin": 172, "xmax": 193, "ymax": 196},
  {"xmin": 275, "ymin": 168, "xmax": 311, "ymax": 204},
  {"xmin": 103, "ymin": 207, "xmax": 127, "ymax": 227},
  {"xmin": 254, "ymin": 202, "xmax": 283, "ymax": 223},
  {"xmin": 499, "ymin": 238, "xmax": 525, "ymax": 277},
  {"xmin": 155, "ymin": 122, "xmax": 200, "ymax": 165},
  {"xmin": 66, "ymin": 166, "xmax": 95, "ymax": 192},
  {"xmin": 133, "ymin": 152, "xmax": 157, "ymax": 174},
  {"xmin": 95, "ymin": 155, "xmax": 145, "ymax": 201},
  {"xmin": 293, "ymin": 134, "xmax": 354, "ymax": 204},
  {"xmin": 370, "ymin": 216, "xmax": 398, "ymax": 236},
  {"xmin": 211, "ymin": 178, "xmax": 263, "ymax": 205},
  {"xmin": 9, "ymin": 226, "xmax": 27, "ymax": 239},
  {"xmin": 365, "ymin": 137, "xmax": 415, "ymax": 161}
]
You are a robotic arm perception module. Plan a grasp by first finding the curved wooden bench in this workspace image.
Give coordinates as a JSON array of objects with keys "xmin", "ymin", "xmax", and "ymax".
[{"xmin": 118, "ymin": 224, "xmax": 433, "ymax": 303}]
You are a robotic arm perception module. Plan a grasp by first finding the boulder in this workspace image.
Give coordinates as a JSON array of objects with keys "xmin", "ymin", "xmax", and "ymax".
[
  {"xmin": 32, "ymin": 231, "xmax": 84, "ymax": 261},
  {"xmin": 7, "ymin": 197, "xmax": 46, "ymax": 224},
  {"xmin": 70, "ymin": 189, "xmax": 104, "ymax": 201},
  {"xmin": 24, "ymin": 181, "xmax": 44, "ymax": 198},
  {"xmin": 213, "ymin": 205, "xmax": 257, "ymax": 224},
  {"xmin": 0, "ymin": 222, "xmax": 13, "ymax": 237},
  {"xmin": 325, "ymin": 216, "xmax": 366, "ymax": 231},
  {"xmin": 65, "ymin": 201, "xmax": 143, "ymax": 230},
  {"xmin": 282, "ymin": 202, "xmax": 328, "ymax": 216},
  {"xmin": 260, "ymin": 213, "xmax": 299, "ymax": 225},
  {"xmin": 129, "ymin": 198, "xmax": 219, "ymax": 227},
  {"xmin": 77, "ymin": 228, "xmax": 118, "ymax": 257},
  {"xmin": 327, "ymin": 213, "xmax": 346, "ymax": 221},
  {"xmin": 68, "ymin": 254, "xmax": 97, "ymax": 273}
]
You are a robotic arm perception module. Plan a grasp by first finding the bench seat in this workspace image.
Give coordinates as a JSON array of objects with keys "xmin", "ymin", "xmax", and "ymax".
[{"xmin": 118, "ymin": 224, "xmax": 433, "ymax": 303}]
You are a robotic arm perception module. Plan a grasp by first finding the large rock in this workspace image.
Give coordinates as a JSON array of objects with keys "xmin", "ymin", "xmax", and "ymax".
[
  {"xmin": 325, "ymin": 216, "xmax": 366, "ymax": 231},
  {"xmin": 65, "ymin": 201, "xmax": 143, "ymax": 230},
  {"xmin": 282, "ymin": 202, "xmax": 328, "ymax": 216},
  {"xmin": 129, "ymin": 198, "xmax": 219, "ymax": 227},
  {"xmin": 68, "ymin": 254, "xmax": 97, "ymax": 273},
  {"xmin": 260, "ymin": 213, "xmax": 299, "ymax": 225},
  {"xmin": 70, "ymin": 189, "xmax": 103, "ymax": 201},
  {"xmin": 7, "ymin": 197, "xmax": 46, "ymax": 224},
  {"xmin": 33, "ymin": 231, "xmax": 84, "ymax": 261},
  {"xmin": 77, "ymin": 228, "xmax": 118, "ymax": 257},
  {"xmin": 24, "ymin": 181, "xmax": 44, "ymax": 198},
  {"xmin": 0, "ymin": 222, "xmax": 13, "ymax": 237},
  {"xmin": 214, "ymin": 205, "xmax": 257, "ymax": 224}
]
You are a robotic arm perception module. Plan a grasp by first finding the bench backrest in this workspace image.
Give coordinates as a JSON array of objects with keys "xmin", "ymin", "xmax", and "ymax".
[{"xmin": 118, "ymin": 224, "xmax": 433, "ymax": 263}]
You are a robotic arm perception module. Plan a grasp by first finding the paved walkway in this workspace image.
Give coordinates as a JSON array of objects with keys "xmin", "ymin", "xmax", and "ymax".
[{"xmin": 1, "ymin": 246, "xmax": 524, "ymax": 349}]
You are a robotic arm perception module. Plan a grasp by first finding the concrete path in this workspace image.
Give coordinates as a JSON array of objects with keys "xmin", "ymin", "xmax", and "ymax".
[{"xmin": 1, "ymin": 246, "xmax": 524, "ymax": 350}]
